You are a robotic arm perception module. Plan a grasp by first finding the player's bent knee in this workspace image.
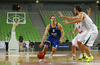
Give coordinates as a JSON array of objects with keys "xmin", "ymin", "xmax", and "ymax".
[
  {"xmin": 52, "ymin": 47, "xmax": 56, "ymax": 53},
  {"xmin": 72, "ymin": 45, "xmax": 76, "ymax": 48},
  {"xmin": 44, "ymin": 45, "xmax": 48, "ymax": 49},
  {"xmin": 77, "ymin": 41, "xmax": 81, "ymax": 46},
  {"xmin": 52, "ymin": 50, "xmax": 56, "ymax": 53},
  {"xmin": 81, "ymin": 44, "xmax": 85, "ymax": 48},
  {"xmin": 42, "ymin": 45, "xmax": 48, "ymax": 52}
]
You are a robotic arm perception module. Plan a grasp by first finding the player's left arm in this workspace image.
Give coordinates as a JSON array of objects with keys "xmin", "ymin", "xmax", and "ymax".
[
  {"xmin": 87, "ymin": 8, "xmax": 91, "ymax": 17},
  {"xmin": 62, "ymin": 13, "xmax": 84, "ymax": 24},
  {"xmin": 71, "ymin": 26, "xmax": 77, "ymax": 35},
  {"xmin": 58, "ymin": 23, "xmax": 65, "ymax": 44}
]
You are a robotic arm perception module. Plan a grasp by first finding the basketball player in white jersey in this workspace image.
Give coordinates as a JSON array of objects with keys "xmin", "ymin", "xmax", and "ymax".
[
  {"xmin": 70, "ymin": 8, "xmax": 91, "ymax": 60},
  {"xmin": 58, "ymin": 8, "xmax": 91, "ymax": 60},
  {"xmin": 59, "ymin": 5, "xmax": 98, "ymax": 62}
]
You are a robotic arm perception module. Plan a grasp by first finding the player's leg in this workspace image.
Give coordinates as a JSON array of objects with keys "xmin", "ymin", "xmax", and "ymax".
[
  {"xmin": 72, "ymin": 45, "xmax": 76, "ymax": 55},
  {"xmin": 72, "ymin": 36, "xmax": 78, "ymax": 60},
  {"xmin": 81, "ymin": 44, "xmax": 90, "ymax": 55},
  {"xmin": 81, "ymin": 33, "xmax": 95, "ymax": 56},
  {"xmin": 39, "ymin": 45, "xmax": 48, "ymax": 62},
  {"xmin": 42, "ymin": 45, "xmax": 48, "ymax": 55},
  {"xmin": 39, "ymin": 41, "xmax": 51, "ymax": 62},
  {"xmin": 77, "ymin": 41, "xmax": 85, "ymax": 54},
  {"xmin": 49, "ymin": 47, "xmax": 56, "ymax": 60},
  {"xmin": 77, "ymin": 41, "xmax": 88, "ymax": 61},
  {"xmin": 72, "ymin": 45, "xmax": 76, "ymax": 60},
  {"xmin": 49, "ymin": 38, "xmax": 59, "ymax": 60},
  {"xmin": 80, "ymin": 43, "xmax": 93, "ymax": 62},
  {"xmin": 19, "ymin": 43, "xmax": 22, "ymax": 51},
  {"xmin": 81, "ymin": 31, "xmax": 98, "ymax": 62},
  {"xmin": 7, "ymin": 42, "xmax": 8, "ymax": 51},
  {"xmin": 5, "ymin": 42, "xmax": 8, "ymax": 51},
  {"xmin": 42, "ymin": 41, "xmax": 51, "ymax": 56},
  {"xmin": 72, "ymin": 42, "xmax": 85, "ymax": 60}
]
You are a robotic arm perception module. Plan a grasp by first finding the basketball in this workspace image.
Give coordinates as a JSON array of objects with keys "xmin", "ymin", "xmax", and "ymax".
[{"xmin": 37, "ymin": 52, "xmax": 44, "ymax": 59}]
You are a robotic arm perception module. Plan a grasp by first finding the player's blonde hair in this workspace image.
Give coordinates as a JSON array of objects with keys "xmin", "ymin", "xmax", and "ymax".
[{"xmin": 50, "ymin": 15, "xmax": 56, "ymax": 19}]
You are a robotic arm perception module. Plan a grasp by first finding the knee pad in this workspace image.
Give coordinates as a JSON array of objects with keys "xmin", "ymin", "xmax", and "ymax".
[{"xmin": 44, "ymin": 41, "xmax": 51, "ymax": 47}]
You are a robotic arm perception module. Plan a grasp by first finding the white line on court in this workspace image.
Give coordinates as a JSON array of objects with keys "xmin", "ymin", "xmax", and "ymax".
[{"xmin": 4, "ymin": 54, "xmax": 68, "ymax": 57}]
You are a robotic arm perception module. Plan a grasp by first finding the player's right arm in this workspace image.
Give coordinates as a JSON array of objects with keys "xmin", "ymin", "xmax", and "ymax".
[
  {"xmin": 62, "ymin": 13, "xmax": 84, "ymax": 24},
  {"xmin": 58, "ymin": 11, "xmax": 78, "ymax": 20},
  {"xmin": 39, "ymin": 24, "xmax": 50, "ymax": 48},
  {"xmin": 71, "ymin": 26, "xmax": 77, "ymax": 35}
]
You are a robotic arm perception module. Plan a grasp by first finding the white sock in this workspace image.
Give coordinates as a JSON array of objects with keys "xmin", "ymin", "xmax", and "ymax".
[
  {"xmin": 73, "ymin": 54, "xmax": 75, "ymax": 56},
  {"xmin": 88, "ymin": 54, "xmax": 92, "ymax": 57},
  {"xmin": 49, "ymin": 52, "xmax": 53, "ymax": 59},
  {"xmin": 39, "ymin": 59, "xmax": 43, "ymax": 62}
]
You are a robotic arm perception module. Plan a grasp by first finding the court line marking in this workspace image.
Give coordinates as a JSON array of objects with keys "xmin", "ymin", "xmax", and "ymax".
[{"xmin": 4, "ymin": 54, "xmax": 68, "ymax": 57}]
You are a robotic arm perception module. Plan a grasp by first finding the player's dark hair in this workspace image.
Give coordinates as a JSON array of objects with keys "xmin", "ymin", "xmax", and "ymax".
[
  {"xmin": 75, "ymin": 5, "xmax": 82, "ymax": 12},
  {"xmin": 50, "ymin": 15, "xmax": 55, "ymax": 19},
  {"xmin": 7, "ymin": 34, "xmax": 9, "ymax": 37},
  {"xmin": 29, "ymin": 40, "xmax": 31, "ymax": 42}
]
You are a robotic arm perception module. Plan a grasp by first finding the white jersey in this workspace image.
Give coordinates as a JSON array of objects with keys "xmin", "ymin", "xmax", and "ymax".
[
  {"xmin": 72, "ymin": 22, "xmax": 88, "ymax": 47},
  {"xmin": 81, "ymin": 12, "xmax": 97, "ymax": 30},
  {"xmin": 72, "ymin": 12, "xmax": 98, "ymax": 47},
  {"xmin": 80, "ymin": 12, "xmax": 98, "ymax": 46},
  {"xmin": 75, "ymin": 21, "xmax": 87, "ymax": 34}
]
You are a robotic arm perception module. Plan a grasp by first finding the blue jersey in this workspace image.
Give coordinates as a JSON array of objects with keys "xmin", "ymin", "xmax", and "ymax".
[
  {"xmin": 48, "ymin": 23, "xmax": 61, "ymax": 39},
  {"xmin": 45, "ymin": 23, "xmax": 61, "ymax": 48}
]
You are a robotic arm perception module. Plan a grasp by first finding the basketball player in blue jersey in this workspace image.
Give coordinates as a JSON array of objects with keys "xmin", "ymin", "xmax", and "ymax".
[{"xmin": 39, "ymin": 15, "xmax": 64, "ymax": 61}]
